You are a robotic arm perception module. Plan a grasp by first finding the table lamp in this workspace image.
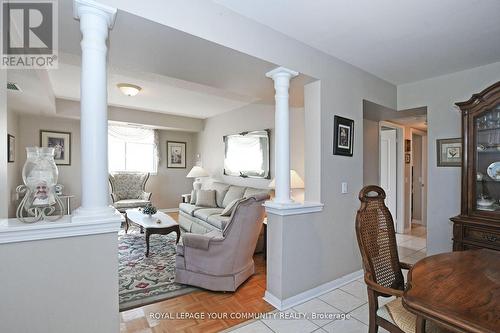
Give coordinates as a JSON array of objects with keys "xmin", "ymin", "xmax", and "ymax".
[
  {"xmin": 268, "ymin": 170, "xmax": 305, "ymax": 189},
  {"xmin": 186, "ymin": 166, "xmax": 209, "ymax": 190}
]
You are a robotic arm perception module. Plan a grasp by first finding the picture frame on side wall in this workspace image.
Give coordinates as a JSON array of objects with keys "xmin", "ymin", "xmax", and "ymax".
[
  {"xmin": 167, "ymin": 141, "xmax": 186, "ymax": 168},
  {"xmin": 40, "ymin": 130, "xmax": 72, "ymax": 165},
  {"xmin": 333, "ymin": 116, "xmax": 354, "ymax": 156},
  {"xmin": 436, "ymin": 138, "xmax": 461, "ymax": 167},
  {"xmin": 7, "ymin": 134, "xmax": 15, "ymax": 163}
]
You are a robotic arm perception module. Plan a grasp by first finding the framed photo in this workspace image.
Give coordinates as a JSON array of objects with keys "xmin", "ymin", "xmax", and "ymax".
[
  {"xmin": 436, "ymin": 138, "xmax": 461, "ymax": 167},
  {"xmin": 40, "ymin": 130, "xmax": 71, "ymax": 165},
  {"xmin": 405, "ymin": 139, "xmax": 411, "ymax": 152},
  {"xmin": 167, "ymin": 141, "xmax": 186, "ymax": 168},
  {"xmin": 333, "ymin": 116, "xmax": 354, "ymax": 156},
  {"xmin": 7, "ymin": 134, "xmax": 15, "ymax": 163},
  {"xmin": 405, "ymin": 153, "xmax": 411, "ymax": 164}
]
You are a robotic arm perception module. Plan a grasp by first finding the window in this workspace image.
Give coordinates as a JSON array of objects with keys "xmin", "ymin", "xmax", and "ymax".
[{"xmin": 108, "ymin": 124, "xmax": 158, "ymax": 173}]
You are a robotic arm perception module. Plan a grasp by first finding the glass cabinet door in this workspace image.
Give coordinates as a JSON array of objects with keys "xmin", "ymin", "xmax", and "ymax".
[{"xmin": 475, "ymin": 103, "xmax": 500, "ymax": 213}]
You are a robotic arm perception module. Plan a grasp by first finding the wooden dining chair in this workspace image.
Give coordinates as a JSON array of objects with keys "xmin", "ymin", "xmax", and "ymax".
[{"xmin": 355, "ymin": 185, "xmax": 447, "ymax": 333}]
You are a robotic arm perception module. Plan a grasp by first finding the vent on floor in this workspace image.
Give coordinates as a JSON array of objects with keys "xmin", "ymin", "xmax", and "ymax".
[{"xmin": 7, "ymin": 82, "xmax": 21, "ymax": 91}]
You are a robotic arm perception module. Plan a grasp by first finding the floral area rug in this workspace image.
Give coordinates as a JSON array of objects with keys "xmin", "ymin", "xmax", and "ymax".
[{"xmin": 118, "ymin": 226, "xmax": 196, "ymax": 311}]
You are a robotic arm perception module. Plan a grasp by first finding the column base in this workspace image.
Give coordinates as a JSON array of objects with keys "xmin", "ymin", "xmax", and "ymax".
[{"xmin": 71, "ymin": 206, "xmax": 122, "ymax": 223}]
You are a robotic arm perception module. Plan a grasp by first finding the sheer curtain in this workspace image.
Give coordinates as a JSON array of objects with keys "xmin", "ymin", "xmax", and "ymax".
[{"xmin": 108, "ymin": 124, "xmax": 160, "ymax": 171}]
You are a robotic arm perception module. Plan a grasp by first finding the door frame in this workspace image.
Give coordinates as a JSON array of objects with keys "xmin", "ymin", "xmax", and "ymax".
[
  {"xmin": 410, "ymin": 128, "xmax": 428, "ymax": 226},
  {"xmin": 379, "ymin": 121, "xmax": 405, "ymax": 234}
]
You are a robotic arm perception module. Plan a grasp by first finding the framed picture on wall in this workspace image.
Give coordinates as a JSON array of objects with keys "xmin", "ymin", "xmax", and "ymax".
[
  {"xmin": 436, "ymin": 138, "xmax": 461, "ymax": 167},
  {"xmin": 167, "ymin": 141, "xmax": 186, "ymax": 168},
  {"xmin": 7, "ymin": 134, "xmax": 15, "ymax": 163},
  {"xmin": 40, "ymin": 130, "xmax": 71, "ymax": 165},
  {"xmin": 333, "ymin": 116, "xmax": 354, "ymax": 156}
]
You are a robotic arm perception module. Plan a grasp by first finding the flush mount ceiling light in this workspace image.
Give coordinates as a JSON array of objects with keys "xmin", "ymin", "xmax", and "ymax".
[{"xmin": 117, "ymin": 83, "xmax": 141, "ymax": 96}]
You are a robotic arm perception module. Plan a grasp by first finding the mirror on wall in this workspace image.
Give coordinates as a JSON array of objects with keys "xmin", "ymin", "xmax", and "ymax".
[{"xmin": 224, "ymin": 130, "xmax": 270, "ymax": 179}]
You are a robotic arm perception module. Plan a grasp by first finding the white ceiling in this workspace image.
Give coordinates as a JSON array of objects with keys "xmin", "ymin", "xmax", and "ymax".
[
  {"xmin": 8, "ymin": 0, "xmax": 312, "ymax": 119},
  {"xmin": 215, "ymin": 0, "xmax": 500, "ymax": 84},
  {"xmin": 48, "ymin": 58, "xmax": 258, "ymax": 119}
]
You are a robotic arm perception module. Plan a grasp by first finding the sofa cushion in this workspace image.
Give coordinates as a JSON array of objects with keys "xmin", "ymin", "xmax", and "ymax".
[
  {"xmin": 220, "ymin": 199, "xmax": 239, "ymax": 216},
  {"xmin": 222, "ymin": 186, "xmax": 246, "ymax": 208},
  {"xmin": 179, "ymin": 203, "xmax": 198, "ymax": 216},
  {"xmin": 114, "ymin": 199, "xmax": 150, "ymax": 209},
  {"xmin": 194, "ymin": 208, "xmax": 224, "ymax": 222},
  {"xmin": 196, "ymin": 190, "xmax": 217, "ymax": 207},
  {"xmin": 210, "ymin": 182, "xmax": 230, "ymax": 207},
  {"xmin": 243, "ymin": 187, "xmax": 269, "ymax": 199},
  {"xmin": 206, "ymin": 214, "xmax": 231, "ymax": 230}
]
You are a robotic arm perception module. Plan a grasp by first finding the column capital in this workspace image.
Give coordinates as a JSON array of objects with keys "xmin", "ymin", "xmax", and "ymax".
[
  {"xmin": 265, "ymin": 66, "xmax": 299, "ymax": 80},
  {"xmin": 73, "ymin": 0, "xmax": 117, "ymax": 29}
]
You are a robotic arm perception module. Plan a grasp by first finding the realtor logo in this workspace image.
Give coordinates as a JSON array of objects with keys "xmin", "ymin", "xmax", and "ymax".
[{"xmin": 1, "ymin": 0, "xmax": 58, "ymax": 68}]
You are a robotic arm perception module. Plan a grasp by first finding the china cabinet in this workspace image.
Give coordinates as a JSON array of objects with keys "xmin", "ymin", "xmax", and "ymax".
[{"xmin": 451, "ymin": 81, "xmax": 500, "ymax": 252}]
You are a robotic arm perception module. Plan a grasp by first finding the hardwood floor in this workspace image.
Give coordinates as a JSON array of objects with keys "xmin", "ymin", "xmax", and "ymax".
[{"xmin": 120, "ymin": 212, "xmax": 273, "ymax": 333}]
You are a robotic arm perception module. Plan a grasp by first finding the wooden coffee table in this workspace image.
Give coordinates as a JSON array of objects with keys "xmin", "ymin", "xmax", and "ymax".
[
  {"xmin": 125, "ymin": 209, "xmax": 180, "ymax": 257},
  {"xmin": 403, "ymin": 249, "xmax": 500, "ymax": 333}
]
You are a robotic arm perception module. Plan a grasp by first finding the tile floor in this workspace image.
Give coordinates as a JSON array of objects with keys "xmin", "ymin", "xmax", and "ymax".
[{"xmin": 227, "ymin": 224, "xmax": 427, "ymax": 333}]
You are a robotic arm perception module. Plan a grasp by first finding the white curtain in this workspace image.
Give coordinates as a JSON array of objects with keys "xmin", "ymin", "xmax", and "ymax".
[{"xmin": 108, "ymin": 124, "xmax": 160, "ymax": 168}]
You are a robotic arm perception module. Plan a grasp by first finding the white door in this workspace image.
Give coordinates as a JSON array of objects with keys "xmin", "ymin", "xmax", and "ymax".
[{"xmin": 380, "ymin": 129, "xmax": 397, "ymax": 219}]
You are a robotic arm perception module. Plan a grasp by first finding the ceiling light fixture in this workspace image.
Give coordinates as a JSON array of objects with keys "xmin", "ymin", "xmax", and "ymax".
[{"xmin": 117, "ymin": 83, "xmax": 141, "ymax": 96}]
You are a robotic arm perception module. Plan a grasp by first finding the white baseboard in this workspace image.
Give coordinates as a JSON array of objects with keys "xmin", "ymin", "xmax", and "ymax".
[
  {"xmin": 263, "ymin": 269, "xmax": 363, "ymax": 311},
  {"xmin": 160, "ymin": 208, "xmax": 179, "ymax": 213}
]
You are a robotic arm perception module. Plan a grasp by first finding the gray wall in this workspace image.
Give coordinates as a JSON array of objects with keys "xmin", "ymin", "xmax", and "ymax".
[
  {"xmin": 197, "ymin": 103, "xmax": 305, "ymax": 189},
  {"xmin": 149, "ymin": 130, "xmax": 197, "ymax": 209},
  {"xmin": 0, "ymin": 233, "xmax": 120, "ymax": 333},
  {"xmin": 7, "ymin": 111, "xmax": 20, "ymax": 217},
  {"xmin": 398, "ymin": 61, "xmax": 500, "ymax": 254},
  {"xmin": 104, "ymin": 0, "xmax": 397, "ymax": 299},
  {"xmin": 363, "ymin": 119, "xmax": 379, "ymax": 186},
  {"xmin": 0, "ymin": 69, "xmax": 7, "ymax": 218},
  {"xmin": 17, "ymin": 114, "xmax": 82, "ymax": 213},
  {"xmin": 10, "ymin": 114, "xmax": 197, "ymax": 217}
]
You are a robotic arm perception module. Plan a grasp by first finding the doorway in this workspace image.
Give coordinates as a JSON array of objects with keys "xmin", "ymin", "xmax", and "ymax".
[
  {"xmin": 379, "ymin": 122, "xmax": 405, "ymax": 233},
  {"xmin": 411, "ymin": 129, "xmax": 428, "ymax": 227}
]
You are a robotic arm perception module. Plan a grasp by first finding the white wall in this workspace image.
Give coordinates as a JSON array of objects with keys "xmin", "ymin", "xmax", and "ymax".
[
  {"xmin": 398, "ymin": 61, "xmax": 500, "ymax": 254},
  {"xmin": 197, "ymin": 103, "xmax": 305, "ymax": 189}
]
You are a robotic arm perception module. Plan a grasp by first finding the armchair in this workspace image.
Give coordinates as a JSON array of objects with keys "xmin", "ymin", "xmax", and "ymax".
[
  {"xmin": 175, "ymin": 193, "xmax": 269, "ymax": 292},
  {"xmin": 109, "ymin": 172, "xmax": 152, "ymax": 213},
  {"xmin": 356, "ymin": 186, "xmax": 447, "ymax": 333}
]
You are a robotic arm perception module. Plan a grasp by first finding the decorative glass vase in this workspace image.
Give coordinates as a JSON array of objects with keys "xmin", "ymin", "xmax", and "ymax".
[{"xmin": 17, "ymin": 147, "xmax": 63, "ymax": 223}]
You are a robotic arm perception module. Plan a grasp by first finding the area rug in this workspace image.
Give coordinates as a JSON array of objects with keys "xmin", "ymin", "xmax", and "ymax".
[{"xmin": 118, "ymin": 227, "xmax": 197, "ymax": 311}]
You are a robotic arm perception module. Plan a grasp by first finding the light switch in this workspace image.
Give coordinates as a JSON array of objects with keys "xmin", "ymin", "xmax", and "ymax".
[{"xmin": 341, "ymin": 182, "xmax": 348, "ymax": 194}]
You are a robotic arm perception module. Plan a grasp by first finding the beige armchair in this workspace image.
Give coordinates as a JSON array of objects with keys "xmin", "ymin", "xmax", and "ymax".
[
  {"xmin": 108, "ymin": 172, "xmax": 152, "ymax": 213},
  {"xmin": 175, "ymin": 193, "xmax": 269, "ymax": 292}
]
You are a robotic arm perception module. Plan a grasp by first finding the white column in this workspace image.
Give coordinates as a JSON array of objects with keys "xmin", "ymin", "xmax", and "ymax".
[
  {"xmin": 266, "ymin": 67, "xmax": 298, "ymax": 205},
  {"xmin": 72, "ymin": 0, "xmax": 118, "ymax": 221}
]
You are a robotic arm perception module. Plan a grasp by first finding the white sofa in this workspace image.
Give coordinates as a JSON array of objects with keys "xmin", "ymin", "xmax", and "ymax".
[{"xmin": 179, "ymin": 182, "xmax": 270, "ymax": 234}]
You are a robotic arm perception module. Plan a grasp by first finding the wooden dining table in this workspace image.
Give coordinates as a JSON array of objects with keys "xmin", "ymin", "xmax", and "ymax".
[{"xmin": 402, "ymin": 249, "xmax": 500, "ymax": 333}]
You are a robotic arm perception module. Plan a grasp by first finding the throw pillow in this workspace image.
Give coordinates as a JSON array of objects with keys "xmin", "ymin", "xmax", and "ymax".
[
  {"xmin": 196, "ymin": 190, "xmax": 217, "ymax": 207},
  {"xmin": 190, "ymin": 190, "xmax": 197, "ymax": 204},
  {"xmin": 220, "ymin": 198, "xmax": 240, "ymax": 216}
]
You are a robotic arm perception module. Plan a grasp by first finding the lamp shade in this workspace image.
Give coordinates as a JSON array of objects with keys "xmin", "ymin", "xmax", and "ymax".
[
  {"xmin": 268, "ymin": 170, "xmax": 304, "ymax": 189},
  {"xmin": 186, "ymin": 166, "xmax": 209, "ymax": 178}
]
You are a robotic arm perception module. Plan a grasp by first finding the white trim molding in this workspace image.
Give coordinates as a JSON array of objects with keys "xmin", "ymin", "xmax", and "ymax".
[
  {"xmin": 0, "ymin": 215, "xmax": 121, "ymax": 244},
  {"xmin": 264, "ymin": 201, "xmax": 324, "ymax": 216},
  {"xmin": 160, "ymin": 208, "xmax": 180, "ymax": 213},
  {"xmin": 264, "ymin": 269, "xmax": 363, "ymax": 311}
]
